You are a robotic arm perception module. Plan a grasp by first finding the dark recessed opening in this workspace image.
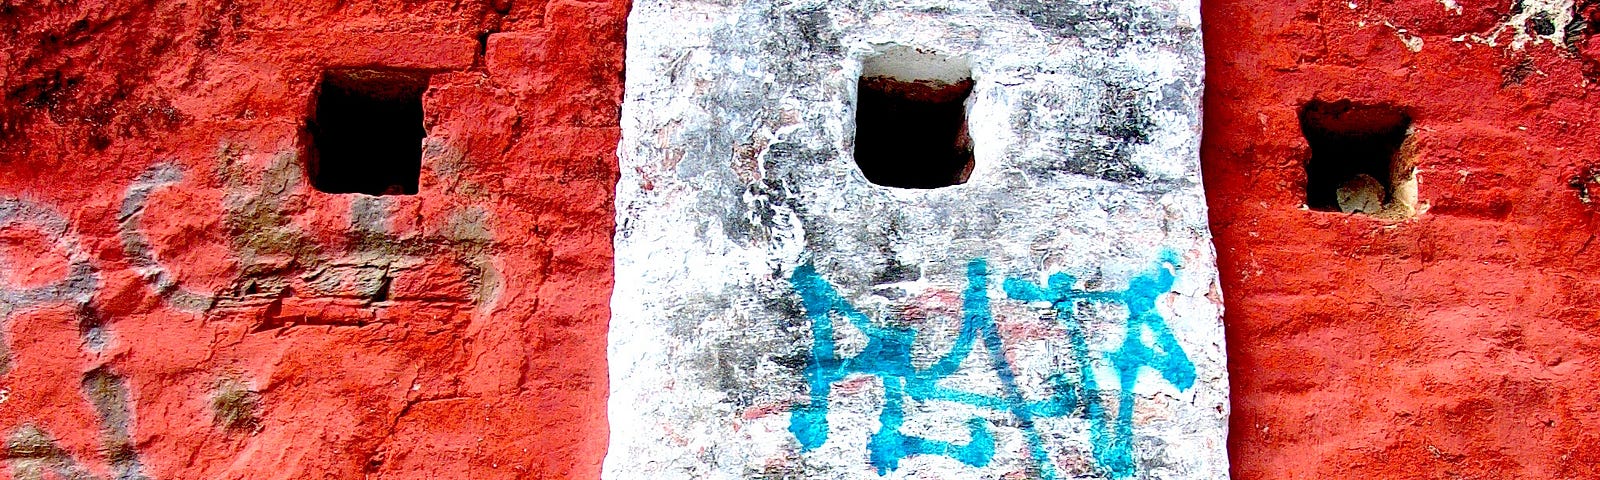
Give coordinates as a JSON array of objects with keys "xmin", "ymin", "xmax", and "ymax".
[
  {"xmin": 1300, "ymin": 99, "xmax": 1412, "ymax": 213},
  {"xmin": 854, "ymin": 71, "xmax": 974, "ymax": 189},
  {"xmin": 308, "ymin": 69, "xmax": 428, "ymax": 196}
]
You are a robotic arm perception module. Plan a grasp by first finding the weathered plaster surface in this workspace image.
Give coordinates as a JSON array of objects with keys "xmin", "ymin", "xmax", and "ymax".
[
  {"xmin": 0, "ymin": 1, "xmax": 625, "ymax": 477},
  {"xmin": 1208, "ymin": 0, "xmax": 1600, "ymax": 478},
  {"xmin": 608, "ymin": 0, "xmax": 1226, "ymax": 478}
]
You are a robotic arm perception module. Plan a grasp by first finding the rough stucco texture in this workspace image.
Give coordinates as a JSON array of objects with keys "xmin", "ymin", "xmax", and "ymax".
[
  {"xmin": 1205, "ymin": 0, "xmax": 1600, "ymax": 478},
  {"xmin": 0, "ymin": 1, "xmax": 624, "ymax": 478},
  {"xmin": 607, "ymin": 0, "xmax": 1226, "ymax": 478},
  {"xmin": 14, "ymin": 0, "xmax": 1600, "ymax": 478}
]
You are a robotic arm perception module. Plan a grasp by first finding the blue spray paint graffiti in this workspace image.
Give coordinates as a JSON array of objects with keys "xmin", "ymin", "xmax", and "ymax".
[
  {"xmin": 788, "ymin": 252, "xmax": 1196, "ymax": 478},
  {"xmin": 1003, "ymin": 250, "xmax": 1197, "ymax": 477}
]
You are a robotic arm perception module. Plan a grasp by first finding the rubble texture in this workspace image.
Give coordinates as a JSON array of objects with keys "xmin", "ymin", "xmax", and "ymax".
[
  {"xmin": 607, "ymin": 0, "xmax": 1226, "ymax": 478},
  {"xmin": 0, "ymin": 0, "xmax": 624, "ymax": 478},
  {"xmin": 1207, "ymin": 0, "xmax": 1600, "ymax": 478}
]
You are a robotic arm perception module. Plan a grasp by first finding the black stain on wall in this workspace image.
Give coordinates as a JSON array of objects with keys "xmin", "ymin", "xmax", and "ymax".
[
  {"xmin": 1062, "ymin": 85, "xmax": 1155, "ymax": 183},
  {"xmin": 988, "ymin": 0, "xmax": 1193, "ymax": 49}
]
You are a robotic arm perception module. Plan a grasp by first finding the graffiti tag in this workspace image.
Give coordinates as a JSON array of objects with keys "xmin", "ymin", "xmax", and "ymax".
[{"xmin": 788, "ymin": 252, "xmax": 1195, "ymax": 479}]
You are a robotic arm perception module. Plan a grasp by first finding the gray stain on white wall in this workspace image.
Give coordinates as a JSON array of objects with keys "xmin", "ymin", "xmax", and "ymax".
[{"xmin": 607, "ymin": 0, "xmax": 1226, "ymax": 478}]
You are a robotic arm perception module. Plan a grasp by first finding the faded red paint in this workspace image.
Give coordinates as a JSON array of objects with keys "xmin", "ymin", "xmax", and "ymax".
[
  {"xmin": 1205, "ymin": 0, "xmax": 1600, "ymax": 478},
  {"xmin": 0, "ymin": 1, "xmax": 623, "ymax": 478}
]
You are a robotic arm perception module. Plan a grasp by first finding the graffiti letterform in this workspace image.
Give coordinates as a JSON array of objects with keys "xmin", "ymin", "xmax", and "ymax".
[
  {"xmin": 0, "ymin": 152, "xmax": 497, "ymax": 477},
  {"xmin": 788, "ymin": 252, "xmax": 1195, "ymax": 479},
  {"xmin": 117, "ymin": 158, "xmax": 497, "ymax": 318},
  {"xmin": 0, "ymin": 199, "xmax": 147, "ymax": 478},
  {"xmin": 119, "ymin": 163, "xmax": 214, "ymax": 312}
]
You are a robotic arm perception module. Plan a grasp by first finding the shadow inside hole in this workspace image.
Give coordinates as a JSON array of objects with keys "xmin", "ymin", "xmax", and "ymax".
[
  {"xmin": 308, "ymin": 69, "xmax": 428, "ymax": 196},
  {"xmin": 854, "ymin": 76, "xmax": 975, "ymax": 189},
  {"xmin": 1299, "ymin": 99, "xmax": 1411, "ymax": 212}
]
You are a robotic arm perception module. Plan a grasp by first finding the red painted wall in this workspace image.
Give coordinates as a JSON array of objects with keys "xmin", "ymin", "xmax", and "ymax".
[
  {"xmin": 9, "ymin": 0, "xmax": 1600, "ymax": 478},
  {"xmin": 1205, "ymin": 0, "xmax": 1600, "ymax": 478},
  {"xmin": 0, "ymin": 1, "xmax": 623, "ymax": 478}
]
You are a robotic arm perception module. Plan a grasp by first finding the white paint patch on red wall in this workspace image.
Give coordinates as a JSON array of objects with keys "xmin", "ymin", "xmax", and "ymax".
[{"xmin": 607, "ymin": 0, "xmax": 1228, "ymax": 478}]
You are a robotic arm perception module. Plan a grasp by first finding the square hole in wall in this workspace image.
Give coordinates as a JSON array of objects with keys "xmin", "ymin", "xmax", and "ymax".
[
  {"xmin": 1300, "ymin": 100, "xmax": 1416, "ymax": 217},
  {"xmin": 307, "ymin": 69, "xmax": 428, "ymax": 196},
  {"xmin": 853, "ymin": 47, "xmax": 974, "ymax": 189}
]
